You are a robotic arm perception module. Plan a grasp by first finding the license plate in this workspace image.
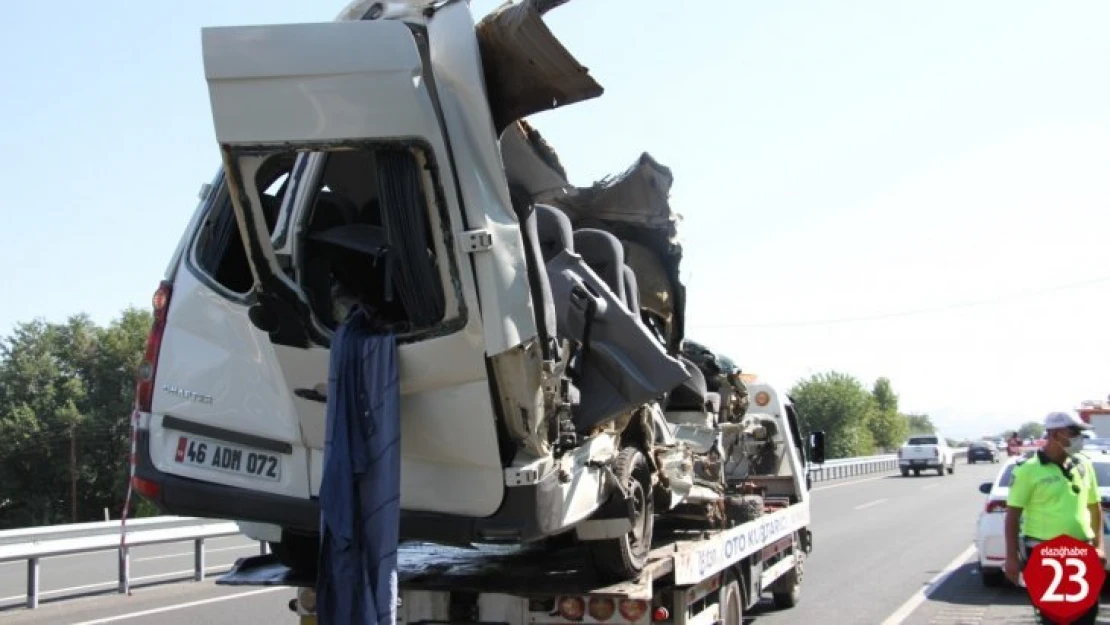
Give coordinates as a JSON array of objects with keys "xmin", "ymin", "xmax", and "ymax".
[{"xmin": 174, "ymin": 435, "xmax": 282, "ymax": 482}]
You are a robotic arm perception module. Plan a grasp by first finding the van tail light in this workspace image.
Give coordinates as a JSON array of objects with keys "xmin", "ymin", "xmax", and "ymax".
[
  {"xmin": 135, "ymin": 281, "xmax": 173, "ymax": 414},
  {"xmin": 985, "ymin": 500, "xmax": 1007, "ymax": 514},
  {"xmin": 131, "ymin": 476, "xmax": 161, "ymax": 500}
]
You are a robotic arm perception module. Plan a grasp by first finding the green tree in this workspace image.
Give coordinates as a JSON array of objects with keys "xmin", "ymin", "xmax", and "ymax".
[
  {"xmin": 1017, "ymin": 421, "xmax": 1044, "ymax": 440},
  {"xmin": 905, "ymin": 413, "xmax": 935, "ymax": 434},
  {"xmin": 867, "ymin": 377, "xmax": 909, "ymax": 451},
  {"xmin": 0, "ymin": 308, "xmax": 153, "ymax": 529},
  {"xmin": 872, "ymin": 377, "xmax": 898, "ymax": 413},
  {"xmin": 790, "ymin": 371, "xmax": 876, "ymax": 458}
]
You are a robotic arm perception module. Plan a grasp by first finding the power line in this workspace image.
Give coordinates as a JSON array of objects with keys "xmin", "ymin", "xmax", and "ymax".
[{"xmin": 688, "ymin": 274, "xmax": 1110, "ymax": 330}]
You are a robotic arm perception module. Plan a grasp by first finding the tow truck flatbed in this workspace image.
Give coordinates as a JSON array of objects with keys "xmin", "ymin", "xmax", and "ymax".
[{"xmin": 219, "ymin": 500, "xmax": 810, "ymax": 601}]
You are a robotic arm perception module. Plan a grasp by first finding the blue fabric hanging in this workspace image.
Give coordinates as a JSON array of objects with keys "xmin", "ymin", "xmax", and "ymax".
[{"xmin": 317, "ymin": 308, "xmax": 401, "ymax": 625}]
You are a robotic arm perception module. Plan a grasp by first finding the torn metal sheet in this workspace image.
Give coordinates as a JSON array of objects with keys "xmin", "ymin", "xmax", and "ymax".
[{"xmin": 477, "ymin": 0, "xmax": 604, "ymax": 133}]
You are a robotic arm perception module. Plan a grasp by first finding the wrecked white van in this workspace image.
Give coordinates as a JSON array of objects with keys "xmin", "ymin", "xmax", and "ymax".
[{"xmin": 130, "ymin": 0, "xmax": 716, "ymax": 582}]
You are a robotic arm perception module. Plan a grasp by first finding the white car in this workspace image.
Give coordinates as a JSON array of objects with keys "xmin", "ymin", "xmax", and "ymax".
[
  {"xmin": 898, "ymin": 434, "xmax": 955, "ymax": 477},
  {"xmin": 975, "ymin": 451, "xmax": 1110, "ymax": 587}
]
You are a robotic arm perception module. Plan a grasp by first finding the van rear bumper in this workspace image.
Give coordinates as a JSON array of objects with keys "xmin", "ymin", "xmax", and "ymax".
[
  {"xmin": 133, "ymin": 429, "xmax": 320, "ymax": 534},
  {"xmin": 135, "ymin": 429, "xmax": 565, "ymax": 546}
]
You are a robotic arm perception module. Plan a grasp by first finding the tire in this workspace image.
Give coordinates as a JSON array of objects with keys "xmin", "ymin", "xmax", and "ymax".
[
  {"xmin": 913, "ymin": 468, "xmax": 920, "ymax": 476},
  {"xmin": 589, "ymin": 447, "xmax": 654, "ymax": 583},
  {"xmin": 721, "ymin": 571, "xmax": 744, "ymax": 625},
  {"xmin": 901, "ymin": 468, "xmax": 910, "ymax": 477},
  {"xmin": 771, "ymin": 535, "xmax": 804, "ymax": 609},
  {"xmin": 725, "ymin": 495, "xmax": 765, "ymax": 527},
  {"xmin": 982, "ymin": 568, "xmax": 1006, "ymax": 588},
  {"xmin": 947, "ymin": 461, "xmax": 955, "ymax": 475},
  {"xmin": 969, "ymin": 458, "xmax": 975, "ymax": 465},
  {"xmin": 937, "ymin": 465, "xmax": 945, "ymax": 476}
]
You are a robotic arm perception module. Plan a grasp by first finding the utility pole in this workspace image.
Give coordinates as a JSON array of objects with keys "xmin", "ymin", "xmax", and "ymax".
[{"xmin": 70, "ymin": 424, "xmax": 78, "ymax": 523}]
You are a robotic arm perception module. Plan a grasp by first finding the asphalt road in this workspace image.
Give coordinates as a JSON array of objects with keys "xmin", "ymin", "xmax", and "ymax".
[{"xmin": 4, "ymin": 461, "xmax": 1098, "ymax": 625}]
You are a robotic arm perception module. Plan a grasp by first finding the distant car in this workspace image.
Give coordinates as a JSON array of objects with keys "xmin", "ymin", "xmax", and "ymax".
[
  {"xmin": 975, "ymin": 451, "xmax": 1110, "ymax": 587},
  {"xmin": 898, "ymin": 434, "xmax": 955, "ymax": 477},
  {"xmin": 967, "ymin": 442, "xmax": 999, "ymax": 464}
]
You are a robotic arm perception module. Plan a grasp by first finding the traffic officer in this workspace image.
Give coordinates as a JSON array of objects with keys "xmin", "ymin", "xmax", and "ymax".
[{"xmin": 1004, "ymin": 411, "xmax": 1105, "ymax": 624}]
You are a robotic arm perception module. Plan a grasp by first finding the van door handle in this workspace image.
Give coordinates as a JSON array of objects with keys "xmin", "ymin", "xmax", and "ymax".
[{"xmin": 294, "ymin": 388, "xmax": 327, "ymax": 403}]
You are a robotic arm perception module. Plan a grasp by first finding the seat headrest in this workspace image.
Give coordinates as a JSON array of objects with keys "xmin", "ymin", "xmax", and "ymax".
[
  {"xmin": 573, "ymin": 228, "xmax": 625, "ymax": 298},
  {"xmin": 535, "ymin": 204, "xmax": 573, "ymax": 263}
]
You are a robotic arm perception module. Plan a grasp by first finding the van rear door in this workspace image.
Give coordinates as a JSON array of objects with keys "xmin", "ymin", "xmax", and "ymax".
[{"xmin": 200, "ymin": 16, "xmax": 509, "ymax": 517}]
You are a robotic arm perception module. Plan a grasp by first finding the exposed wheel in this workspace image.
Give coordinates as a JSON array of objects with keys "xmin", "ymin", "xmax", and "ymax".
[
  {"xmin": 969, "ymin": 458, "xmax": 975, "ymax": 464},
  {"xmin": 771, "ymin": 535, "xmax": 804, "ymax": 609},
  {"xmin": 982, "ymin": 567, "xmax": 1006, "ymax": 588},
  {"xmin": 901, "ymin": 468, "xmax": 910, "ymax": 477},
  {"xmin": 721, "ymin": 571, "xmax": 744, "ymax": 625},
  {"xmin": 589, "ymin": 447, "xmax": 654, "ymax": 583},
  {"xmin": 725, "ymin": 494, "xmax": 765, "ymax": 527},
  {"xmin": 913, "ymin": 468, "xmax": 920, "ymax": 477},
  {"xmin": 937, "ymin": 465, "xmax": 945, "ymax": 476},
  {"xmin": 947, "ymin": 462, "xmax": 955, "ymax": 475}
]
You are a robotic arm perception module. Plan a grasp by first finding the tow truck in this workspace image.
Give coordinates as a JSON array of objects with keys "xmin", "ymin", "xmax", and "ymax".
[
  {"xmin": 1078, "ymin": 398, "xmax": 1110, "ymax": 439},
  {"xmin": 216, "ymin": 381, "xmax": 825, "ymax": 624}
]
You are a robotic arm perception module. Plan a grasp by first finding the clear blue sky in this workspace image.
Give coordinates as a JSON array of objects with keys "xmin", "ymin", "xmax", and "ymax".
[{"xmin": 2, "ymin": 0, "xmax": 1108, "ymax": 439}]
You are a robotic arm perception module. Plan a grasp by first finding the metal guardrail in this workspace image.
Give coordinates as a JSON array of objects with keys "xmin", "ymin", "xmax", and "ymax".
[
  {"xmin": 0, "ymin": 517, "xmax": 268, "ymax": 610},
  {"xmin": 0, "ymin": 447, "xmax": 970, "ymax": 610},
  {"xmin": 809, "ymin": 448, "xmax": 969, "ymax": 482}
]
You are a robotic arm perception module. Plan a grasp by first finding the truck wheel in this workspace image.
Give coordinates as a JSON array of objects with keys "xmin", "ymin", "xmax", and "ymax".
[
  {"xmin": 721, "ymin": 571, "xmax": 744, "ymax": 625},
  {"xmin": 590, "ymin": 447, "xmax": 654, "ymax": 583},
  {"xmin": 913, "ymin": 468, "xmax": 920, "ymax": 477},
  {"xmin": 900, "ymin": 468, "xmax": 910, "ymax": 477},
  {"xmin": 771, "ymin": 535, "xmax": 804, "ymax": 609},
  {"xmin": 947, "ymin": 461, "xmax": 955, "ymax": 475},
  {"xmin": 937, "ymin": 465, "xmax": 945, "ymax": 476}
]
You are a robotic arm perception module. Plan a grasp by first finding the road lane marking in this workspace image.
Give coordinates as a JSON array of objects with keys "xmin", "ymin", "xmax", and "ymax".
[
  {"xmin": 854, "ymin": 498, "xmax": 888, "ymax": 510},
  {"xmin": 879, "ymin": 543, "xmax": 976, "ymax": 625},
  {"xmin": 69, "ymin": 587, "xmax": 287, "ymax": 624},
  {"xmin": 0, "ymin": 565, "xmax": 234, "ymax": 605},
  {"xmin": 812, "ymin": 474, "xmax": 893, "ymax": 491}
]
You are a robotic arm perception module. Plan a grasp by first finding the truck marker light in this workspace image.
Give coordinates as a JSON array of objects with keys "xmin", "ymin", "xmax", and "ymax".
[
  {"xmin": 618, "ymin": 599, "xmax": 648, "ymax": 622},
  {"xmin": 558, "ymin": 596, "xmax": 585, "ymax": 621},
  {"xmin": 588, "ymin": 597, "xmax": 615, "ymax": 621}
]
